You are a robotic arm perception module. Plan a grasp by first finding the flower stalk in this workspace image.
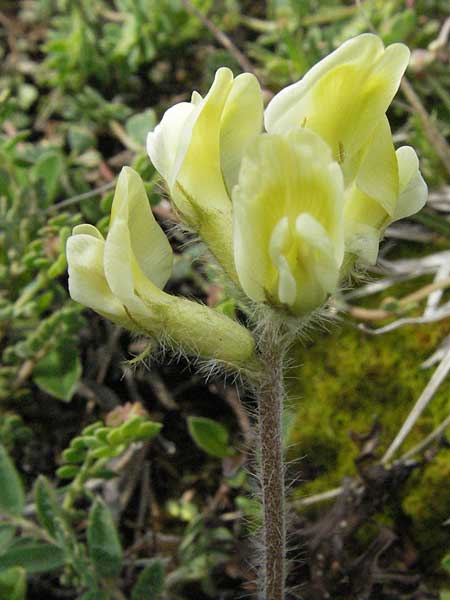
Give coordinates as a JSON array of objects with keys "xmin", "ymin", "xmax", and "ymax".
[{"xmin": 256, "ymin": 320, "xmax": 287, "ymax": 600}]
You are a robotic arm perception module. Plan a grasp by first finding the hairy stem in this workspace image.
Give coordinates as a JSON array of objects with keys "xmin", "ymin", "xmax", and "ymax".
[{"xmin": 256, "ymin": 321, "xmax": 286, "ymax": 600}]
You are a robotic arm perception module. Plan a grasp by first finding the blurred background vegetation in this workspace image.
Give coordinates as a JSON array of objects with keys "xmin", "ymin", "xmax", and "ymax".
[{"xmin": 0, "ymin": 0, "xmax": 449, "ymax": 598}]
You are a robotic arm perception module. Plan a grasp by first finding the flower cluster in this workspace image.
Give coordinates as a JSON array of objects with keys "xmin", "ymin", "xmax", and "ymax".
[
  {"xmin": 67, "ymin": 34, "xmax": 427, "ymax": 362},
  {"xmin": 147, "ymin": 33, "xmax": 427, "ymax": 315}
]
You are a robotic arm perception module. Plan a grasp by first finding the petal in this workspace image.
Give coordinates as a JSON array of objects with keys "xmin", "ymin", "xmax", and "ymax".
[
  {"xmin": 268, "ymin": 217, "xmax": 297, "ymax": 306},
  {"xmin": 276, "ymin": 255, "xmax": 297, "ymax": 307},
  {"xmin": 72, "ymin": 224, "xmax": 104, "ymax": 239},
  {"xmin": 219, "ymin": 73, "xmax": 264, "ymax": 195},
  {"xmin": 265, "ymin": 34, "xmax": 409, "ymax": 163},
  {"xmin": 292, "ymin": 213, "xmax": 340, "ymax": 314},
  {"xmin": 175, "ymin": 67, "xmax": 234, "ymax": 216},
  {"xmin": 343, "ymin": 220, "xmax": 382, "ymax": 265},
  {"xmin": 233, "ymin": 184, "xmax": 268, "ymax": 302},
  {"xmin": 393, "ymin": 146, "xmax": 428, "ymax": 220},
  {"xmin": 343, "ymin": 182, "xmax": 388, "ymax": 264},
  {"xmin": 104, "ymin": 206, "xmax": 165, "ymax": 331},
  {"xmin": 110, "ymin": 167, "xmax": 173, "ymax": 290},
  {"xmin": 146, "ymin": 101, "xmax": 196, "ymax": 189},
  {"xmin": 354, "ymin": 116, "xmax": 399, "ymax": 215},
  {"xmin": 66, "ymin": 233, "xmax": 135, "ymax": 328},
  {"xmin": 265, "ymin": 34, "xmax": 383, "ymax": 134}
]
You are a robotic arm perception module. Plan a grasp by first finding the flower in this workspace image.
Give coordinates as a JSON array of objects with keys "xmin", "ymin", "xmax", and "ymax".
[
  {"xmin": 67, "ymin": 167, "xmax": 256, "ymax": 367},
  {"xmin": 147, "ymin": 67, "xmax": 263, "ymax": 279},
  {"xmin": 67, "ymin": 166, "xmax": 172, "ymax": 332},
  {"xmin": 264, "ymin": 34, "xmax": 427, "ymax": 267},
  {"xmin": 233, "ymin": 129, "xmax": 344, "ymax": 315},
  {"xmin": 265, "ymin": 34, "xmax": 410, "ymax": 182},
  {"xmin": 343, "ymin": 118, "xmax": 427, "ymax": 264},
  {"xmin": 141, "ymin": 35, "xmax": 427, "ymax": 317}
]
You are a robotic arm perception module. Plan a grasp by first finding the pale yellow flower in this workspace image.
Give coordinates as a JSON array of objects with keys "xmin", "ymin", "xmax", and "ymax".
[
  {"xmin": 264, "ymin": 34, "xmax": 427, "ymax": 267},
  {"xmin": 67, "ymin": 167, "xmax": 256, "ymax": 366},
  {"xmin": 67, "ymin": 166, "xmax": 172, "ymax": 331},
  {"xmin": 147, "ymin": 67, "xmax": 263, "ymax": 279},
  {"xmin": 233, "ymin": 129, "xmax": 344, "ymax": 315},
  {"xmin": 265, "ymin": 33, "xmax": 410, "ymax": 182},
  {"xmin": 344, "ymin": 118, "xmax": 428, "ymax": 264}
]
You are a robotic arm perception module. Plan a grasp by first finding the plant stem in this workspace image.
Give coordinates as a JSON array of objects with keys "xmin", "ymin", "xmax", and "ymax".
[
  {"xmin": 62, "ymin": 454, "xmax": 95, "ymax": 512},
  {"xmin": 256, "ymin": 321, "xmax": 286, "ymax": 600}
]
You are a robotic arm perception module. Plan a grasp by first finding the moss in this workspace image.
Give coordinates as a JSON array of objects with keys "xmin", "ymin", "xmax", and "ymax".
[
  {"xmin": 287, "ymin": 315, "xmax": 450, "ymax": 563},
  {"xmin": 402, "ymin": 451, "xmax": 450, "ymax": 566}
]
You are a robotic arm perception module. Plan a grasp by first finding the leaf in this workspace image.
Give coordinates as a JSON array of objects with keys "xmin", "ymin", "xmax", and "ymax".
[
  {"xmin": 0, "ymin": 567, "xmax": 26, "ymax": 600},
  {"xmin": 0, "ymin": 540, "xmax": 65, "ymax": 574},
  {"xmin": 68, "ymin": 125, "xmax": 96, "ymax": 153},
  {"xmin": 442, "ymin": 553, "xmax": 450, "ymax": 573},
  {"xmin": 56, "ymin": 465, "xmax": 79, "ymax": 480},
  {"xmin": 33, "ymin": 152, "xmax": 64, "ymax": 204},
  {"xmin": 136, "ymin": 421, "xmax": 162, "ymax": 441},
  {"xmin": 440, "ymin": 592, "xmax": 450, "ymax": 600},
  {"xmin": 0, "ymin": 526, "xmax": 16, "ymax": 554},
  {"xmin": 33, "ymin": 342, "xmax": 81, "ymax": 402},
  {"xmin": 125, "ymin": 109, "xmax": 156, "ymax": 148},
  {"xmin": 0, "ymin": 444, "xmax": 25, "ymax": 516},
  {"xmin": 131, "ymin": 559, "xmax": 165, "ymax": 600},
  {"xmin": 77, "ymin": 591, "xmax": 109, "ymax": 600},
  {"xmin": 87, "ymin": 498, "xmax": 123, "ymax": 579},
  {"xmin": 34, "ymin": 476, "xmax": 61, "ymax": 539},
  {"xmin": 187, "ymin": 417, "xmax": 233, "ymax": 458}
]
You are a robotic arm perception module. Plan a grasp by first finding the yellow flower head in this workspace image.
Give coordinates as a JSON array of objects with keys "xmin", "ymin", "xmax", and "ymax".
[
  {"xmin": 233, "ymin": 129, "xmax": 344, "ymax": 315},
  {"xmin": 265, "ymin": 33, "xmax": 410, "ymax": 178},
  {"xmin": 147, "ymin": 67, "xmax": 263, "ymax": 224},
  {"xmin": 67, "ymin": 168, "xmax": 256, "ymax": 367},
  {"xmin": 265, "ymin": 34, "xmax": 427, "ymax": 269},
  {"xmin": 67, "ymin": 167, "xmax": 172, "ymax": 332}
]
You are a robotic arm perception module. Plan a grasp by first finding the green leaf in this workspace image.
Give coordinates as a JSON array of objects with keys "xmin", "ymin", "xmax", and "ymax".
[
  {"xmin": 442, "ymin": 553, "xmax": 450, "ymax": 573},
  {"xmin": 33, "ymin": 152, "xmax": 64, "ymax": 204},
  {"xmin": 33, "ymin": 342, "xmax": 81, "ymax": 402},
  {"xmin": 56, "ymin": 465, "xmax": 79, "ymax": 480},
  {"xmin": 187, "ymin": 417, "xmax": 233, "ymax": 458},
  {"xmin": 34, "ymin": 476, "xmax": 61, "ymax": 538},
  {"xmin": 77, "ymin": 591, "xmax": 109, "ymax": 600},
  {"xmin": 440, "ymin": 592, "xmax": 450, "ymax": 600},
  {"xmin": 68, "ymin": 125, "xmax": 96, "ymax": 153},
  {"xmin": 0, "ymin": 567, "xmax": 26, "ymax": 600},
  {"xmin": 136, "ymin": 421, "xmax": 162, "ymax": 441},
  {"xmin": 0, "ymin": 525, "xmax": 16, "ymax": 554},
  {"xmin": 131, "ymin": 560, "xmax": 165, "ymax": 600},
  {"xmin": 412, "ymin": 210, "xmax": 450, "ymax": 239},
  {"xmin": 118, "ymin": 416, "xmax": 143, "ymax": 440},
  {"xmin": 0, "ymin": 444, "xmax": 25, "ymax": 516},
  {"xmin": 0, "ymin": 541, "xmax": 65, "ymax": 574},
  {"xmin": 125, "ymin": 109, "xmax": 156, "ymax": 148},
  {"xmin": 87, "ymin": 498, "xmax": 123, "ymax": 579}
]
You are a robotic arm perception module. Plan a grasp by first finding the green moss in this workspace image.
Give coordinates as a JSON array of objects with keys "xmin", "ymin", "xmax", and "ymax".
[
  {"xmin": 287, "ymin": 316, "xmax": 450, "ymax": 562},
  {"xmin": 402, "ymin": 452, "xmax": 450, "ymax": 565}
]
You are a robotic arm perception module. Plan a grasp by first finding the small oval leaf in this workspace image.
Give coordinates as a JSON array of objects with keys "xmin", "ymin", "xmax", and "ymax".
[
  {"xmin": 0, "ymin": 541, "xmax": 64, "ymax": 574},
  {"xmin": 131, "ymin": 559, "xmax": 165, "ymax": 600},
  {"xmin": 87, "ymin": 498, "xmax": 123, "ymax": 579},
  {"xmin": 187, "ymin": 417, "xmax": 233, "ymax": 458},
  {"xmin": 34, "ymin": 476, "xmax": 61, "ymax": 539},
  {"xmin": 0, "ymin": 443, "xmax": 25, "ymax": 515}
]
